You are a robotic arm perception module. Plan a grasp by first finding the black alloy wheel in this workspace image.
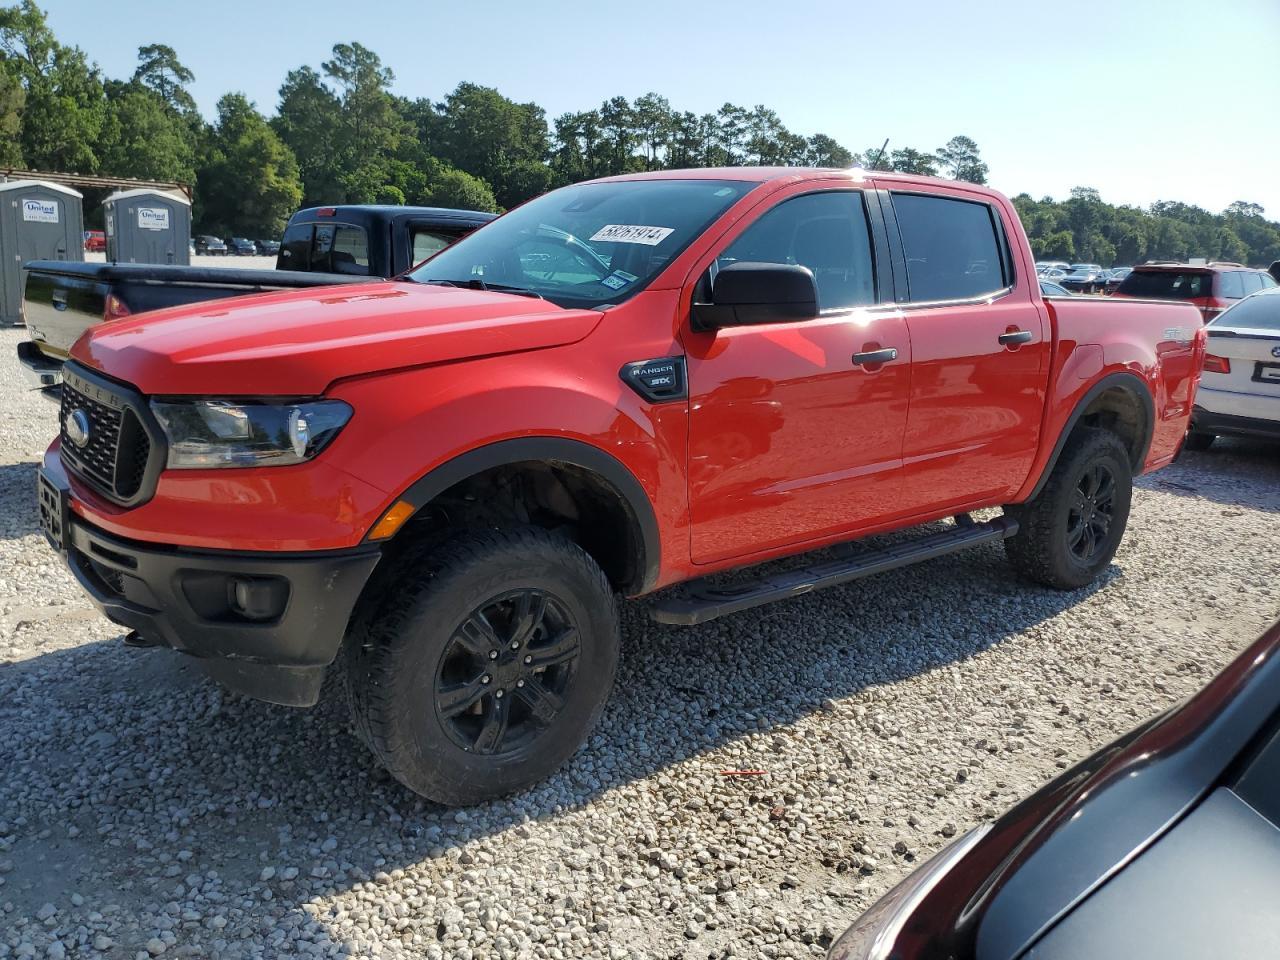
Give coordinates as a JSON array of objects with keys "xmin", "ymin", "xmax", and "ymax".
[
  {"xmin": 435, "ymin": 588, "xmax": 581, "ymax": 756},
  {"xmin": 1066, "ymin": 462, "xmax": 1116, "ymax": 563}
]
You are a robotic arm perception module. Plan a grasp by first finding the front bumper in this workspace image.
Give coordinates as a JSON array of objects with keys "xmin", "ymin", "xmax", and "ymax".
[
  {"xmin": 1191, "ymin": 405, "xmax": 1280, "ymax": 442},
  {"xmin": 40, "ymin": 462, "xmax": 382, "ymax": 706}
]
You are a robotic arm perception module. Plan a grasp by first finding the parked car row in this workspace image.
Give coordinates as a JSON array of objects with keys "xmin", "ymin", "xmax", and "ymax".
[
  {"xmin": 192, "ymin": 235, "xmax": 281, "ymax": 256},
  {"xmin": 1035, "ymin": 261, "xmax": 1131, "ymax": 294},
  {"xmin": 1036, "ymin": 260, "xmax": 1277, "ymax": 308}
]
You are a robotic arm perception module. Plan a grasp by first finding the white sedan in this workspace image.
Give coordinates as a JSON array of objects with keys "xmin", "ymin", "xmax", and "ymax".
[{"xmin": 1187, "ymin": 286, "xmax": 1280, "ymax": 449}]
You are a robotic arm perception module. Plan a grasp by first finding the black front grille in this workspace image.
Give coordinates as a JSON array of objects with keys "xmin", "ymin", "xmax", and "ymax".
[{"xmin": 59, "ymin": 368, "xmax": 155, "ymax": 503}]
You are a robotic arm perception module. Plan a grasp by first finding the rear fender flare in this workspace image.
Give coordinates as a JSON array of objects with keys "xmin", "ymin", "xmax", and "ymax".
[{"xmin": 1025, "ymin": 371, "xmax": 1155, "ymax": 501}]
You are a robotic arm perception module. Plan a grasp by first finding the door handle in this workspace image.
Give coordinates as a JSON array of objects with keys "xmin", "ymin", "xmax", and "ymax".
[
  {"xmin": 998, "ymin": 330, "xmax": 1034, "ymax": 346},
  {"xmin": 852, "ymin": 347, "xmax": 898, "ymax": 366}
]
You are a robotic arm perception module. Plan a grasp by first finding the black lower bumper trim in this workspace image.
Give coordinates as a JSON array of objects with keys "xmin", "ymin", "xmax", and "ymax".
[
  {"xmin": 44, "ymin": 467, "xmax": 381, "ymax": 706},
  {"xmin": 1191, "ymin": 406, "xmax": 1280, "ymax": 442}
]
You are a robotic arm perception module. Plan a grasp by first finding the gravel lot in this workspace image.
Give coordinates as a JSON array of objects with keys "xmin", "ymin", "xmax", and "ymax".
[{"xmin": 1, "ymin": 322, "xmax": 1278, "ymax": 959}]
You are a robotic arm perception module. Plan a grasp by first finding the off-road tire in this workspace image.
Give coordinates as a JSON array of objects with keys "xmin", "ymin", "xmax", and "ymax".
[
  {"xmin": 1005, "ymin": 427, "xmax": 1133, "ymax": 589},
  {"xmin": 344, "ymin": 527, "xmax": 619, "ymax": 805},
  {"xmin": 1182, "ymin": 431, "xmax": 1215, "ymax": 452}
]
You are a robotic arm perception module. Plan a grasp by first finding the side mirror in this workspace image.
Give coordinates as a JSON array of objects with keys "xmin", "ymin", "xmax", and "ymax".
[{"xmin": 693, "ymin": 261, "xmax": 819, "ymax": 331}]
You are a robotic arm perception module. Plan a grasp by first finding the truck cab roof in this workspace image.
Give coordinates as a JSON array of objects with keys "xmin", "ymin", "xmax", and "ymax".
[{"xmin": 288, "ymin": 204, "xmax": 497, "ymax": 227}]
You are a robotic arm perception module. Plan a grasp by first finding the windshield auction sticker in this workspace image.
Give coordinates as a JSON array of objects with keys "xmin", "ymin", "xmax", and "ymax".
[{"xmin": 589, "ymin": 224, "xmax": 674, "ymax": 246}]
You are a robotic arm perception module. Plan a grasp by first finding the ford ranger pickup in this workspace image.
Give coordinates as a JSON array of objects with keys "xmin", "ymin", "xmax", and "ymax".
[{"xmin": 35, "ymin": 168, "xmax": 1205, "ymax": 804}]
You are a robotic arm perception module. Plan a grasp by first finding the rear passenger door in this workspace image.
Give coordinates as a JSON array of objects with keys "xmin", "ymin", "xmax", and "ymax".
[{"xmin": 880, "ymin": 187, "xmax": 1050, "ymax": 513}]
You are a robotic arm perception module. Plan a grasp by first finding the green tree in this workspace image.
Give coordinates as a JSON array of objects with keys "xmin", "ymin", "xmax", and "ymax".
[
  {"xmin": 936, "ymin": 135, "xmax": 988, "ymax": 184},
  {"xmin": 99, "ymin": 84, "xmax": 196, "ymax": 182},
  {"xmin": 0, "ymin": 62, "xmax": 25, "ymax": 165},
  {"xmin": 427, "ymin": 163, "xmax": 497, "ymax": 211},
  {"xmin": 322, "ymin": 42, "xmax": 405, "ymax": 172},
  {"xmin": 861, "ymin": 143, "xmax": 893, "ymax": 171},
  {"xmin": 273, "ymin": 66, "xmax": 346, "ymax": 204},
  {"xmin": 131, "ymin": 42, "xmax": 196, "ymax": 116},
  {"xmin": 804, "ymin": 133, "xmax": 854, "ymax": 168},
  {"xmin": 889, "ymin": 147, "xmax": 939, "ymax": 176},
  {"xmin": 433, "ymin": 82, "xmax": 549, "ymax": 208},
  {"xmin": 0, "ymin": 0, "xmax": 106, "ymax": 170},
  {"xmin": 196, "ymin": 93, "xmax": 302, "ymax": 236},
  {"xmin": 597, "ymin": 95, "xmax": 636, "ymax": 175},
  {"xmin": 632, "ymin": 92, "xmax": 672, "ymax": 170}
]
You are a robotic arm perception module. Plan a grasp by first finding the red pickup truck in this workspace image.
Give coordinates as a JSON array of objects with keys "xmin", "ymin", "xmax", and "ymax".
[{"xmin": 37, "ymin": 169, "xmax": 1205, "ymax": 804}]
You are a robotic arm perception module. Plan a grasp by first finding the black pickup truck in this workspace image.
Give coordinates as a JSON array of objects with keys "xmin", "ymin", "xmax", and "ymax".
[{"xmin": 18, "ymin": 204, "xmax": 495, "ymax": 392}]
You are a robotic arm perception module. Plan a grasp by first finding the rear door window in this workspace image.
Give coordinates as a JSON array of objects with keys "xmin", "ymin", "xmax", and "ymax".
[
  {"xmin": 1219, "ymin": 271, "xmax": 1246, "ymax": 299},
  {"xmin": 308, "ymin": 223, "xmax": 369, "ymax": 275},
  {"xmin": 279, "ymin": 222, "xmax": 312, "ymax": 270},
  {"xmin": 891, "ymin": 193, "xmax": 1008, "ymax": 302},
  {"xmin": 411, "ymin": 228, "xmax": 458, "ymax": 266},
  {"xmin": 330, "ymin": 224, "xmax": 369, "ymax": 275},
  {"xmin": 1241, "ymin": 272, "xmax": 1265, "ymax": 295},
  {"xmin": 1116, "ymin": 270, "xmax": 1212, "ymax": 300}
]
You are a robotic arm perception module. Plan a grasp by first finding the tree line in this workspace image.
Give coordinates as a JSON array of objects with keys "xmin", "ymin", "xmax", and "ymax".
[{"xmin": 1, "ymin": 1, "xmax": 1277, "ymax": 267}]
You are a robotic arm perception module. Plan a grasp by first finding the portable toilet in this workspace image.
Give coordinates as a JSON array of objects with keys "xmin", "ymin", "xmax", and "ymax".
[
  {"xmin": 0, "ymin": 179, "xmax": 84, "ymax": 325},
  {"xmin": 103, "ymin": 188, "xmax": 191, "ymax": 265}
]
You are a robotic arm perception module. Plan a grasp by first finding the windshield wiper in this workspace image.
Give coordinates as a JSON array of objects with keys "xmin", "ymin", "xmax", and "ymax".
[{"xmin": 424, "ymin": 279, "xmax": 543, "ymax": 299}]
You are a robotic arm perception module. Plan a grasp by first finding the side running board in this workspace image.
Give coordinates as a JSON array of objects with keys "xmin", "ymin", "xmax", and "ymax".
[{"xmin": 649, "ymin": 514, "xmax": 1019, "ymax": 626}]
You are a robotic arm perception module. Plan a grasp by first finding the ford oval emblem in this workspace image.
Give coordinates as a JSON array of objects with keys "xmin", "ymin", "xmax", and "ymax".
[
  {"xmin": 1272, "ymin": 345, "xmax": 1280, "ymax": 359},
  {"xmin": 65, "ymin": 408, "xmax": 91, "ymax": 447}
]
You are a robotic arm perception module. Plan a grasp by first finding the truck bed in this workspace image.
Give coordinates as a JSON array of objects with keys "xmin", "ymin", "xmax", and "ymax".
[
  {"xmin": 1042, "ymin": 293, "xmax": 1204, "ymax": 469},
  {"xmin": 21, "ymin": 260, "xmax": 384, "ymax": 366}
]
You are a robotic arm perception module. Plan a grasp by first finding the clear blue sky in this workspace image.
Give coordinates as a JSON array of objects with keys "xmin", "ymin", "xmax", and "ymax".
[{"xmin": 43, "ymin": 0, "xmax": 1280, "ymax": 217}]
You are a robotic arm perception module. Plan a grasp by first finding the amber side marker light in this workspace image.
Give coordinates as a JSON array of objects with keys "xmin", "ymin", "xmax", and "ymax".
[{"xmin": 368, "ymin": 500, "xmax": 415, "ymax": 541}]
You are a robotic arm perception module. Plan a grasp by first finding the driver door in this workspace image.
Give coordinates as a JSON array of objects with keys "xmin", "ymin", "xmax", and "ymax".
[{"xmin": 684, "ymin": 186, "xmax": 913, "ymax": 565}]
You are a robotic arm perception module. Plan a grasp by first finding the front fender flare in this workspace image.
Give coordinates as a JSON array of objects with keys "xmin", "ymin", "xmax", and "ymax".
[{"xmin": 372, "ymin": 436, "xmax": 661, "ymax": 595}]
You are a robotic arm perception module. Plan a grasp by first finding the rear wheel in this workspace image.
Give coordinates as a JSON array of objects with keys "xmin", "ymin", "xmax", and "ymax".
[
  {"xmin": 1183, "ymin": 430, "xmax": 1215, "ymax": 452},
  {"xmin": 1005, "ymin": 427, "xmax": 1133, "ymax": 589},
  {"xmin": 345, "ymin": 527, "xmax": 619, "ymax": 805}
]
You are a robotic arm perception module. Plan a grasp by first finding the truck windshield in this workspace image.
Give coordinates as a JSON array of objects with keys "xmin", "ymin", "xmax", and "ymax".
[{"xmin": 408, "ymin": 179, "xmax": 754, "ymax": 307}]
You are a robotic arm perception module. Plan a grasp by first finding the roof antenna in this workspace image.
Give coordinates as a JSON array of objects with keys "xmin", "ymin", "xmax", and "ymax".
[{"xmin": 868, "ymin": 138, "xmax": 890, "ymax": 171}]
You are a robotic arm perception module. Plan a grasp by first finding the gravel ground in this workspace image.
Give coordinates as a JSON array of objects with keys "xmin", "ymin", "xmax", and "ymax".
[{"xmin": 1, "ymin": 322, "xmax": 1278, "ymax": 959}]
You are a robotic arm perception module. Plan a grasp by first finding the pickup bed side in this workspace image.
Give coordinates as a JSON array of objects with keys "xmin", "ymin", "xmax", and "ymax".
[{"xmin": 1018, "ymin": 295, "xmax": 1206, "ymax": 502}]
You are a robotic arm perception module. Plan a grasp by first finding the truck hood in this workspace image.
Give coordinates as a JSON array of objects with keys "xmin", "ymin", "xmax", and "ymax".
[{"xmin": 71, "ymin": 281, "xmax": 604, "ymax": 395}]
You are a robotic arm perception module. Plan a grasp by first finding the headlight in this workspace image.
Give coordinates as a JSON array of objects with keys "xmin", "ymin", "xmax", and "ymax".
[
  {"xmin": 827, "ymin": 825, "xmax": 989, "ymax": 960},
  {"xmin": 150, "ymin": 398, "xmax": 352, "ymax": 469}
]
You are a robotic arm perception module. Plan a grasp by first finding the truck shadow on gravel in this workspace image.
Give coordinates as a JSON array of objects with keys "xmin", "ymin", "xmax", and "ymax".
[
  {"xmin": 1146, "ymin": 437, "xmax": 1280, "ymax": 514},
  {"xmin": 0, "ymin": 460, "xmax": 40, "ymax": 540},
  {"xmin": 0, "ymin": 531, "xmax": 1115, "ymax": 956}
]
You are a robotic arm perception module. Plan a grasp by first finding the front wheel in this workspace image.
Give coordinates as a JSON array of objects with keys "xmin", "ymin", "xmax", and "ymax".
[
  {"xmin": 1005, "ymin": 427, "xmax": 1133, "ymax": 589},
  {"xmin": 345, "ymin": 527, "xmax": 619, "ymax": 805}
]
